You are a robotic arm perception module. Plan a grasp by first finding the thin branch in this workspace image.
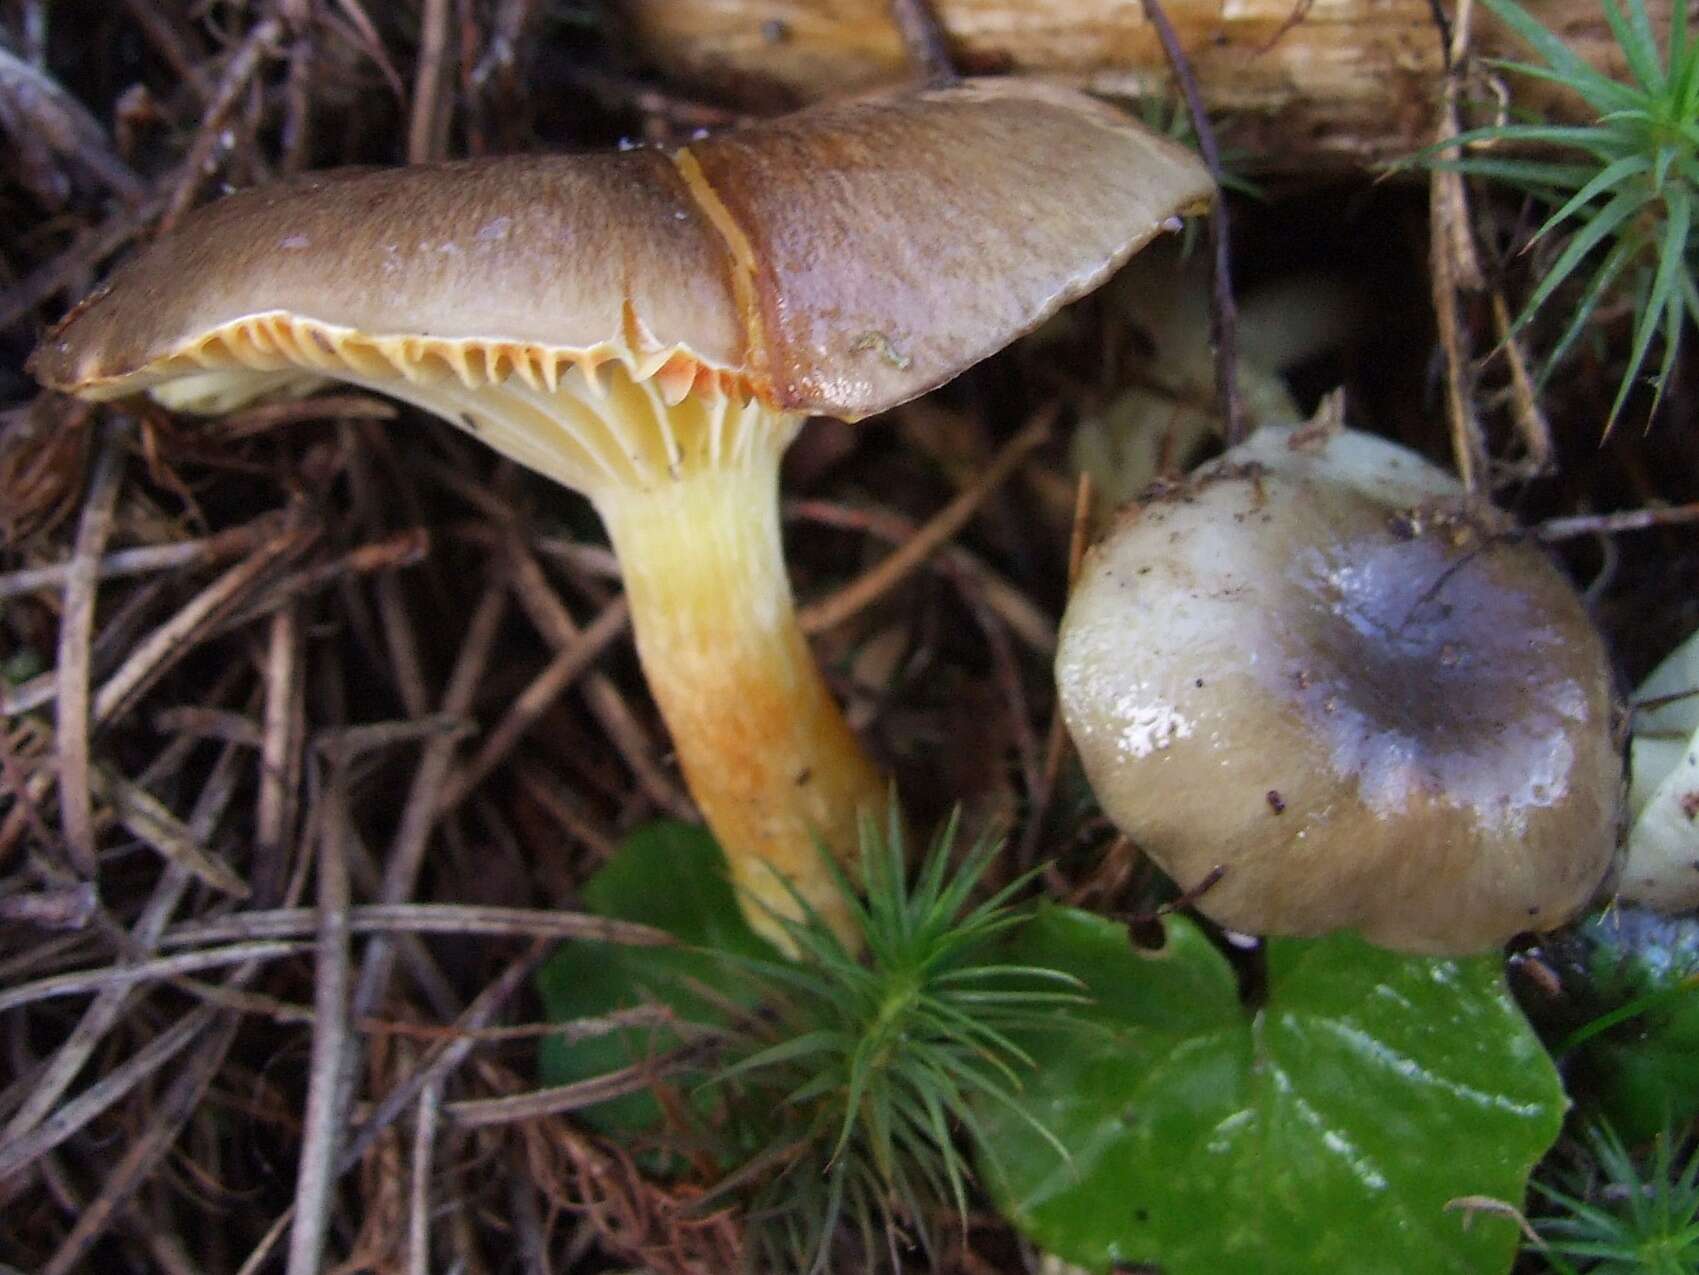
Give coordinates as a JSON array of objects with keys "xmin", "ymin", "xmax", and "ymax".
[
  {"xmin": 39, "ymin": 1015, "xmax": 241, "ymax": 1275},
  {"xmin": 1139, "ymin": 0, "xmax": 1241, "ymax": 443},
  {"xmin": 435, "ymin": 596, "xmax": 631, "ymax": 814},
  {"xmin": 159, "ymin": 902, "xmax": 675, "ymax": 949},
  {"xmin": 93, "ymin": 525, "xmax": 314, "ymax": 722},
  {"xmin": 55, "ymin": 422, "xmax": 128, "ymax": 876},
  {"xmin": 0, "ymin": 513, "xmax": 286, "ymax": 600},
  {"xmin": 444, "ymin": 1046, "xmax": 710, "ymax": 1128},
  {"xmin": 351, "ymin": 574, "xmax": 507, "ymax": 1021},
  {"xmin": 254, "ymin": 603, "xmax": 303, "ymax": 906},
  {"xmin": 284, "ymin": 772, "xmax": 354, "ymax": 1275},
  {"xmin": 407, "ymin": 1078, "xmax": 442, "ymax": 1275},
  {"xmin": 161, "ymin": 17, "xmax": 285, "ymax": 229},
  {"xmin": 0, "ymin": 942, "xmax": 311, "ymax": 1014},
  {"xmin": 799, "ymin": 410, "xmax": 1052, "ymax": 633},
  {"xmin": 790, "ymin": 500, "xmax": 1055, "ymax": 653},
  {"xmin": 407, "ymin": 0, "xmax": 453, "ymax": 162},
  {"xmin": 91, "ymin": 766, "xmax": 251, "ymax": 898},
  {"xmin": 888, "ymin": 0, "xmax": 958, "ymax": 83},
  {"xmin": 337, "ymin": 943, "xmax": 548, "ymax": 1173},
  {"xmin": 0, "ymin": 1006, "xmax": 215, "ymax": 1184},
  {"xmin": 1538, "ymin": 502, "xmax": 1699, "ymax": 540},
  {"xmin": 505, "ymin": 538, "xmax": 689, "ymax": 819}
]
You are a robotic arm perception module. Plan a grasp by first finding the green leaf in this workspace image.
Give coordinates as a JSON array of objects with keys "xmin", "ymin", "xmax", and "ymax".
[
  {"xmin": 1544, "ymin": 910, "xmax": 1699, "ymax": 1144},
  {"xmin": 1531, "ymin": 152, "xmax": 1654, "ymax": 245},
  {"xmin": 1601, "ymin": 0, "xmax": 1666, "ymax": 96},
  {"xmin": 534, "ymin": 820, "xmax": 777, "ymax": 1131},
  {"xmin": 1515, "ymin": 187, "xmax": 1645, "ymax": 335},
  {"xmin": 977, "ymin": 907, "xmax": 1565, "ymax": 1275},
  {"xmin": 1610, "ymin": 181, "xmax": 1692, "ymax": 425},
  {"xmin": 1480, "ymin": 0, "xmax": 1643, "ymax": 112}
]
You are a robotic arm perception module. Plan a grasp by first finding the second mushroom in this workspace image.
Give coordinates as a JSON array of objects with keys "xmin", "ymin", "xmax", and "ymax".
[{"xmin": 30, "ymin": 78, "xmax": 1212, "ymax": 949}]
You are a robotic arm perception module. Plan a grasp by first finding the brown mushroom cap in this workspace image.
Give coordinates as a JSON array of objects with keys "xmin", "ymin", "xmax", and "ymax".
[
  {"xmin": 1056, "ymin": 426, "xmax": 1622, "ymax": 954},
  {"xmin": 29, "ymin": 77, "xmax": 1212, "ymax": 420}
]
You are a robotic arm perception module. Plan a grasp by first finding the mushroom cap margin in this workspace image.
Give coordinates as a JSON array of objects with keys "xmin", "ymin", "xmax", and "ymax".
[{"xmin": 29, "ymin": 77, "xmax": 1214, "ymax": 421}]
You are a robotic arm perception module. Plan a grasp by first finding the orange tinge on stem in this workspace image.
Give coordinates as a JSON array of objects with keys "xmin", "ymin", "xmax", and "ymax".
[{"xmin": 598, "ymin": 443, "xmax": 888, "ymax": 949}]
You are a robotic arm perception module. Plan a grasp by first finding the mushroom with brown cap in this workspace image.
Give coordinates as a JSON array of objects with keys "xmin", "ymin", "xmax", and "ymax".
[
  {"xmin": 31, "ymin": 77, "xmax": 1213, "ymax": 949},
  {"xmin": 1055, "ymin": 423, "xmax": 1622, "ymax": 955}
]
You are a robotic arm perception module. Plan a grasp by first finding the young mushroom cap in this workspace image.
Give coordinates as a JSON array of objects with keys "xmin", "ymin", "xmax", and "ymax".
[
  {"xmin": 1056, "ymin": 425, "xmax": 1622, "ymax": 955},
  {"xmin": 31, "ymin": 77, "xmax": 1213, "ymax": 949}
]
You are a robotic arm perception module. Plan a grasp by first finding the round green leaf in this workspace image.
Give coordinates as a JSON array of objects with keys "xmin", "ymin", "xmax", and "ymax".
[
  {"xmin": 978, "ymin": 906, "xmax": 1565, "ymax": 1275},
  {"xmin": 534, "ymin": 820, "xmax": 775, "ymax": 1131}
]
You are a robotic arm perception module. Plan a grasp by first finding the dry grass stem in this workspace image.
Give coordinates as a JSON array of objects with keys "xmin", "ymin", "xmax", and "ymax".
[
  {"xmin": 0, "ymin": 513, "xmax": 287, "ymax": 600},
  {"xmin": 92, "ymin": 766, "xmax": 250, "ymax": 897},
  {"xmin": 352, "ymin": 574, "xmax": 508, "ymax": 1021},
  {"xmin": 799, "ymin": 410, "xmax": 1053, "ymax": 634},
  {"xmin": 445, "ymin": 1048, "xmax": 709, "ymax": 1129},
  {"xmin": 158, "ymin": 902, "xmax": 676, "ymax": 949},
  {"xmin": 436, "ymin": 596, "xmax": 632, "ymax": 815},
  {"xmin": 505, "ymin": 538, "xmax": 689, "ymax": 818},
  {"xmin": 53, "ymin": 422, "xmax": 127, "ymax": 876},
  {"xmin": 283, "ymin": 774, "xmax": 353, "ymax": 1275},
  {"xmin": 791, "ymin": 500, "xmax": 1056, "ymax": 653},
  {"xmin": 0, "ymin": 942, "xmax": 311, "ymax": 1015}
]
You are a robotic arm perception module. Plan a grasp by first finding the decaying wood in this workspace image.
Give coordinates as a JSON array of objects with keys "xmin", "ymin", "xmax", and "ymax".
[{"xmin": 615, "ymin": 0, "xmax": 1676, "ymax": 168}]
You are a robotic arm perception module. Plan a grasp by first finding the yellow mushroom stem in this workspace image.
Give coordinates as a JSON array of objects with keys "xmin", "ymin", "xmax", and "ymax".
[{"xmin": 596, "ymin": 428, "xmax": 888, "ymax": 950}]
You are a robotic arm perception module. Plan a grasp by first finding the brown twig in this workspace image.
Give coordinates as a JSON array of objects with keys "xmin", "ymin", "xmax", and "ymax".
[
  {"xmin": 213, "ymin": 393, "xmax": 397, "ymax": 440},
  {"xmin": 161, "ymin": 17, "xmax": 286, "ymax": 230},
  {"xmin": 39, "ymin": 1015, "xmax": 241, "ymax": 1275},
  {"xmin": 213, "ymin": 528, "xmax": 430, "ymax": 634},
  {"xmin": 0, "ymin": 46, "xmax": 145, "ymax": 207},
  {"xmin": 0, "ymin": 942, "xmax": 311, "ymax": 1014},
  {"xmin": 4, "ymin": 217, "xmax": 146, "ymax": 337},
  {"xmin": 351, "ymin": 573, "xmax": 508, "ymax": 1021},
  {"xmin": 504, "ymin": 538, "xmax": 690, "ymax": 819},
  {"xmin": 1138, "ymin": 0, "xmax": 1241, "ymax": 445},
  {"xmin": 333, "ymin": 943, "xmax": 549, "ymax": 1187},
  {"xmin": 158, "ymin": 902, "xmax": 674, "ymax": 949},
  {"xmin": 253, "ymin": 604, "xmax": 303, "ymax": 905},
  {"xmin": 790, "ymin": 502, "xmax": 1055, "ymax": 654},
  {"xmin": 90, "ymin": 766, "xmax": 250, "ymax": 898},
  {"xmin": 93, "ymin": 526, "xmax": 313, "ymax": 723},
  {"xmin": 407, "ymin": 1076, "xmax": 442, "ymax": 1275},
  {"xmin": 278, "ymin": 0, "xmax": 320, "ymax": 167},
  {"xmin": 117, "ymin": 0, "xmax": 210, "ymax": 99},
  {"xmin": 799, "ymin": 410, "xmax": 1053, "ymax": 633},
  {"xmin": 1489, "ymin": 289, "xmax": 1554, "ymax": 476},
  {"xmin": 445, "ymin": 1047, "xmax": 711, "ymax": 1128},
  {"xmin": 0, "ymin": 1006, "xmax": 215, "ymax": 1185},
  {"xmin": 0, "ymin": 512, "xmax": 286, "ymax": 600},
  {"xmin": 1538, "ymin": 502, "xmax": 1699, "ymax": 540},
  {"xmin": 888, "ymin": 0, "xmax": 958, "ymax": 83},
  {"xmin": 53, "ymin": 422, "xmax": 127, "ymax": 876},
  {"xmin": 436, "ymin": 596, "xmax": 632, "ymax": 814},
  {"xmin": 284, "ymin": 766, "xmax": 354, "ymax": 1275},
  {"xmin": 513, "ymin": 762, "xmax": 621, "ymax": 864},
  {"xmin": 408, "ymin": 0, "xmax": 453, "ymax": 162},
  {"xmin": 1429, "ymin": 0, "xmax": 1490, "ymax": 491},
  {"xmin": 0, "ymin": 740, "xmax": 243, "ymax": 1164}
]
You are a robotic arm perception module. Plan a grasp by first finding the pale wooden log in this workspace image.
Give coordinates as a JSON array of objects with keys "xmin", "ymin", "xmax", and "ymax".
[{"xmin": 616, "ymin": 0, "xmax": 1679, "ymax": 170}]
